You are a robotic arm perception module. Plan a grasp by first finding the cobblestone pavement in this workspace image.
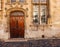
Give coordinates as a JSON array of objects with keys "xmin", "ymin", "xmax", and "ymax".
[{"xmin": 0, "ymin": 39, "xmax": 60, "ymax": 47}]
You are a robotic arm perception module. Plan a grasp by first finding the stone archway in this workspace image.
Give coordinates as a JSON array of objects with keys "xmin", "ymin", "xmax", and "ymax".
[{"xmin": 6, "ymin": 8, "xmax": 26, "ymax": 38}]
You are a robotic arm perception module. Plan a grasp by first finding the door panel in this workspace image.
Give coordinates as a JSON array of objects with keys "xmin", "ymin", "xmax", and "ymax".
[
  {"xmin": 18, "ymin": 17, "xmax": 24, "ymax": 37},
  {"xmin": 10, "ymin": 16, "xmax": 24, "ymax": 38}
]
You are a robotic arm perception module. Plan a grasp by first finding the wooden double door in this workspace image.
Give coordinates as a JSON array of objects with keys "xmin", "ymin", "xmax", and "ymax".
[{"xmin": 10, "ymin": 11, "xmax": 25, "ymax": 38}]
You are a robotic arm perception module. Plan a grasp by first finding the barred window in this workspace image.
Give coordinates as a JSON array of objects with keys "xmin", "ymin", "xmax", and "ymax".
[
  {"xmin": 11, "ymin": 0, "xmax": 16, "ymax": 2},
  {"xmin": 33, "ymin": 0, "xmax": 39, "ymax": 3},
  {"xmin": 32, "ymin": 0, "xmax": 48, "ymax": 25},
  {"xmin": 33, "ymin": 0, "xmax": 47, "ymax": 3},
  {"xmin": 40, "ymin": 0, "xmax": 47, "ymax": 3},
  {"xmin": 19, "ymin": 0, "xmax": 25, "ymax": 3},
  {"xmin": 33, "ymin": 5, "xmax": 39, "ymax": 24}
]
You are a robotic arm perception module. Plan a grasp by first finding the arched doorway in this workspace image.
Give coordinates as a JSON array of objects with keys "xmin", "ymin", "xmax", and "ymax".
[{"xmin": 10, "ymin": 11, "xmax": 25, "ymax": 38}]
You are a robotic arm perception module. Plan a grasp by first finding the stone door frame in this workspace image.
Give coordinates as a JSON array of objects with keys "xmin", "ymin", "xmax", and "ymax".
[{"xmin": 6, "ymin": 8, "xmax": 27, "ymax": 39}]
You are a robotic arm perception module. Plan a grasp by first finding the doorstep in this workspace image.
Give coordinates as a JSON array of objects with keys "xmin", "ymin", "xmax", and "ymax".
[{"xmin": 4, "ymin": 38, "xmax": 28, "ymax": 42}]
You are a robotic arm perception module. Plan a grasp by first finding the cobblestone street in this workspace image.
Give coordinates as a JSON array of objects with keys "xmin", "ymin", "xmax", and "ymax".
[{"xmin": 0, "ymin": 39, "xmax": 60, "ymax": 47}]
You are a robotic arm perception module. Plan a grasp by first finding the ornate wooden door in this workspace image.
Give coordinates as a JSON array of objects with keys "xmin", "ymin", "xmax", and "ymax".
[{"xmin": 10, "ymin": 11, "xmax": 24, "ymax": 38}]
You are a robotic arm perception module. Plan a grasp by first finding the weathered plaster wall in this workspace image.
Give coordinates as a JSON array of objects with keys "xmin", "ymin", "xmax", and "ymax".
[
  {"xmin": 0, "ymin": 0, "xmax": 60, "ymax": 40},
  {"xmin": 25, "ymin": 0, "xmax": 60, "ymax": 38},
  {"xmin": 46, "ymin": 0, "xmax": 60, "ymax": 38},
  {"xmin": 0, "ymin": 0, "xmax": 32, "ymax": 39}
]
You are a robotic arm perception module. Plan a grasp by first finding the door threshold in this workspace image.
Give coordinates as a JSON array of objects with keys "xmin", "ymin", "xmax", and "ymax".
[{"xmin": 4, "ymin": 38, "xmax": 28, "ymax": 42}]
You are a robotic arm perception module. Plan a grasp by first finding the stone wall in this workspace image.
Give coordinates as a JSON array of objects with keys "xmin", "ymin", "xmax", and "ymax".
[{"xmin": 0, "ymin": 0, "xmax": 60, "ymax": 40}]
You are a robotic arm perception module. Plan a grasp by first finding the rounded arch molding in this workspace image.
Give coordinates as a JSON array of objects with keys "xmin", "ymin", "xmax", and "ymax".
[
  {"xmin": 6, "ymin": 8, "xmax": 27, "ymax": 39},
  {"xmin": 6, "ymin": 8, "xmax": 27, "ymax": 16}
]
